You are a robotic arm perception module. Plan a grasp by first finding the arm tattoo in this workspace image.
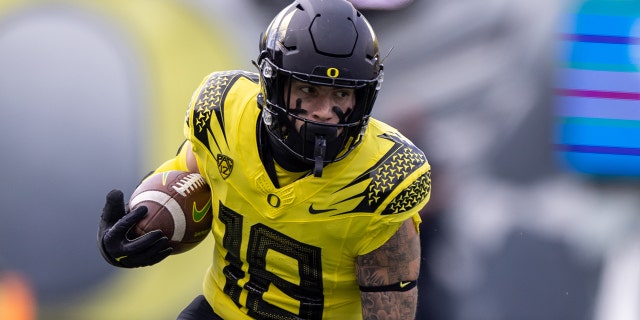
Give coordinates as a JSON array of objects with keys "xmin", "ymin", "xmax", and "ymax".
[
  {"xmin": 356, "ymin": 219, "xmax": 421, "ymax": 319},
  {"xmin": 360, "ymin": 289, "xmax": 418, "ymax": 320}
]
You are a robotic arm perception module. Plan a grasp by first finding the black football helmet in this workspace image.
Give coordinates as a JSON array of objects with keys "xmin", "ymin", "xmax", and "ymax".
[{"xmin": 255, "ymin": 0, "xmax": 383, "ymax": 177}]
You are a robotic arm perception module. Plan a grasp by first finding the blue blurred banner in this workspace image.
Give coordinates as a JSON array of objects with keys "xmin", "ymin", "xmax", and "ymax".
[{"xmin": 555, "ymin": 0, "xmax": 640, "ymax": 177}]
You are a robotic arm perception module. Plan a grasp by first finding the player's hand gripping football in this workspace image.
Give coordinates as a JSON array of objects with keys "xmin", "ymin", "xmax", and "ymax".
[{"xmin": 97, "ymin": 189, "xmax": 173, "ymax": 268}]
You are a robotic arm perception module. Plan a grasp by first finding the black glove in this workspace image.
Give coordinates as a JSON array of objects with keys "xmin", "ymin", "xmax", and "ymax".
[{"xmin": 97, "ymin": 189, "xmax": 172, "ymax": 268}]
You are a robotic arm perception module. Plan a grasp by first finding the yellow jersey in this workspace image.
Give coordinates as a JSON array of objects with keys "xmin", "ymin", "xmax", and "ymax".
[{"xmin": 181, "ymin": 71, "xmax": 431, "ymax": 319}]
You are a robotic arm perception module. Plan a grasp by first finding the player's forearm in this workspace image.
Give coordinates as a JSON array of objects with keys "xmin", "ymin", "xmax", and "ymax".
[
  {"xmin": 361, "ymin": 289, "xmax": 418, "ymax": 319},
  {"xmin": 356, "ymin": 219, "xmax": 421, "ymax": 319}
]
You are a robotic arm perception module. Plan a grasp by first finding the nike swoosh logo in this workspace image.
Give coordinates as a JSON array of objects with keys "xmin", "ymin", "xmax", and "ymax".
[
  {"xmin": 192, "ymin": 199, "xmax": 211, "ymax": 222},
  {"xmin": 161, "ymin": 172, "xmax": 170, "ymax": 185},
  {"xmin": 308, "ymin": 204, "xmax": 336, "ymax": 214},
  {"xmin": 399, "ymin": 281, "xmax": 410, "ymax": 288}
]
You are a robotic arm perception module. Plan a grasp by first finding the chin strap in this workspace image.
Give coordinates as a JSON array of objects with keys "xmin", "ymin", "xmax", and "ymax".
[{"xmin": 313, "ymin": 135, "xmax": 327, "ymax": 177}]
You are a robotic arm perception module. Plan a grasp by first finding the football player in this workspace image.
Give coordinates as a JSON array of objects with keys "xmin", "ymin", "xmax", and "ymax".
[{"xmin": 97, "ymin": 0, "xmax": 431, "ymax": 319}]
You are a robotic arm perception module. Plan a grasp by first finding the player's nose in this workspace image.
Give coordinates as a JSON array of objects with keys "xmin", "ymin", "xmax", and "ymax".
[{"xmin": 310, "ymin": 96, "xmax": 336, "ymax": 123}]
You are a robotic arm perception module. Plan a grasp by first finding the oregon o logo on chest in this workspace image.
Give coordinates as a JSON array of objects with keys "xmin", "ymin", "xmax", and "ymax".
[
  {"xmin": 267, "ymin": 194, "xmax": 281, "ymax": 208},
  {"xmin": 326, "ymin": 67, "xmax": 339, "ymax": 78}
]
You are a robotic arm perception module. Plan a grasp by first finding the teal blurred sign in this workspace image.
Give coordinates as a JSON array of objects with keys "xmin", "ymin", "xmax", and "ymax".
[{"xmin": 556, "ymin": 0, "xmax": 640, "ymax": 177}]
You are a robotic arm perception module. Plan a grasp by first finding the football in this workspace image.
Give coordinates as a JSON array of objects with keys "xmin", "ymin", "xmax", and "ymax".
[{"xmin": 127, "ymin": 170, "xmax": 213, "ymax": 254}]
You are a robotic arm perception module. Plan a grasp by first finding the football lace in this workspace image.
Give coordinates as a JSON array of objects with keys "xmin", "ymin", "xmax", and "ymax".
[{"xmin": 172, "ymin": 173, "xmax": 207, "ymax": 196}]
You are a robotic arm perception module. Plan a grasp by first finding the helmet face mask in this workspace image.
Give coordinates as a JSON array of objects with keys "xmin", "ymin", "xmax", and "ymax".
[{"xmin": 256, "ymin": 0, "xmax": 383, "ymax": 176}]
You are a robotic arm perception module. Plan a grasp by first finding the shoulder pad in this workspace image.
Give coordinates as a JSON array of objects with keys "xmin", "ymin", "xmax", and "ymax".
[
  {"xmin": 186, "ymin": 71, "xmax": 258, "ymax": 153},
  {"xmin": 341, "ymin": 131, "xmax": 431, "ymax": 215}
]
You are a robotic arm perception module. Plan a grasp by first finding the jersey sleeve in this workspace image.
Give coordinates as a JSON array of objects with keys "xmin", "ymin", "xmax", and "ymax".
[
  {"xmin": 181, "ymin": 71, "xmax": 260, "ymax": 181},
  {"xmin": 352, "ymin": 127, "xmax": 432, "ymax": 255},
  {"xmin": 150, "ymin": 71, "xmax": 231, "ymax": 177},
  {"xmin": 183, "ymin": 72, "xmax": 216, "ymax": 155},
  {"xmin": 356, "ymin": 167, "xmax": 430, "ymax": 255}
]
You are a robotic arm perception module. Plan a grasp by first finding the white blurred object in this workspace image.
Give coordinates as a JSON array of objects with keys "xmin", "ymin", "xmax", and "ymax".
[
  {"xmin": 593, "ymin": 235, "xmax": 640, "ymax": 320},
  {"xmin": 348, "ymin": 0, "xmax": 414, "ymax": 10}
]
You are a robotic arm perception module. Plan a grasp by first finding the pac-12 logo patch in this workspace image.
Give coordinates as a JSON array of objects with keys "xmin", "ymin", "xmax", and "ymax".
[{"xmin": 216, "ymin": 154, "xmax": 233, "ymax": 179}]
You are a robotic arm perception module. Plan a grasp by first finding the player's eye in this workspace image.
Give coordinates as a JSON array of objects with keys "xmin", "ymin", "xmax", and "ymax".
[
  {"xmin": 334, "ymin": 90, "xmax": 351, "ymax": 99},
  {"xmin": 299, "ymin": 86, "xmax": 316, "ymax": 95}
]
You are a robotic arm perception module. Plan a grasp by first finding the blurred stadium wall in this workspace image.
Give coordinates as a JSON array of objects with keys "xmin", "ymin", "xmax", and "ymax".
[
  {"xmin": 0, "ymin": 1, "xmax": 254, "ymax": 319},
  {"xmin": 2, "ymin": 1, "xmax": 639, "ymax": 320}
]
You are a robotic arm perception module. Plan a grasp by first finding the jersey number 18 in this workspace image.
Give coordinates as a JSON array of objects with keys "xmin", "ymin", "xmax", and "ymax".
[{"xmin": 219, "ymin": 204, "xmax": 324, "ymax": 320}]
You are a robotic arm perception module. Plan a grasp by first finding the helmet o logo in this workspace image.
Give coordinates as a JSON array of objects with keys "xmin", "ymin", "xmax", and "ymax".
[{"xmin": 326, "ymin": 68, "xmax": 340, "ymax": 78}]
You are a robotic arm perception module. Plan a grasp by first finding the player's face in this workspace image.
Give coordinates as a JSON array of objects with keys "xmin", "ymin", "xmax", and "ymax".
[{"xmin": 286, "ymin": 80, "xmax": 355, "ymax": 131}]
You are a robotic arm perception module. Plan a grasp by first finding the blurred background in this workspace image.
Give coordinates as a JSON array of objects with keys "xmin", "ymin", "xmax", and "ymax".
[{"xmin": 1, "ymin": 0, "xmax": 639, "ymax": 319}]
